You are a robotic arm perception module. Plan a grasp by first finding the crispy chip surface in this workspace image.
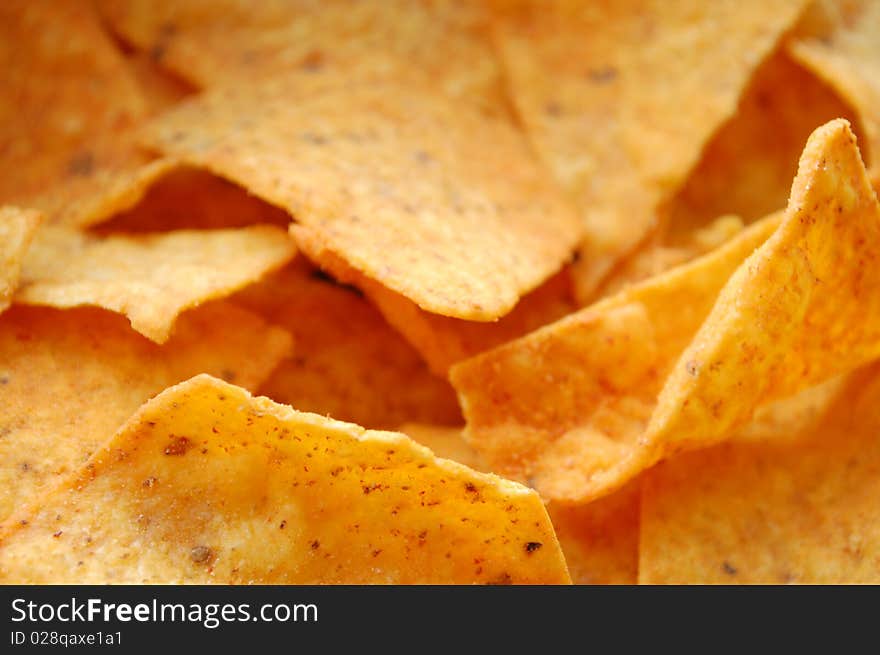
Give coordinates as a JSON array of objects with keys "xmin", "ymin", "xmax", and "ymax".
[
  {"xmin": 0, "ymin": 303, "xmax": 292, "ymax": 523},
  {"xmin": 455, "ymin": 120, "xmax": 880, "ymax": 504},
  {"xmin": 0, "ymin": 207, "xmax": 41, "ymax": 313},
  {"xmin": 16, "ymin": 225, "xmax": 296, "ymax": 342},
  {"xmin": 492, "ymin": 0, "xmax": 809, "ymax": 298},
  {"xmin": 451, "ymin": 215, "xmax": 780, "ymax": 503},
  {"xmin": 640, "ymin": 366, "xmax": 880, "ymax": 583},
  {"xmin": 140, "ymin": 78, "xmax": 581, "ymax": 320},
  {"xmin": 0, "ymin": 375, "xmax": 569, "ymax": 584},
  {"xmin": 234, "ymin": 260, "xmax": 462, "ymax": 429}
]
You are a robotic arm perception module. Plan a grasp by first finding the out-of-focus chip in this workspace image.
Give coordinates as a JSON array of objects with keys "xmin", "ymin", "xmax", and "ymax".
[
  {"xmin": 401, "ymin": 424, "xmax": 639, "ymax": 585},
  {"xmin": 789, "ymin": 0, "xmax": 880, "ymax": 162},
  {"xmin": 0, "ymin": 303, "xmax": 292, "ymax": 523},
  {"xmin": 455, "ymin": 119, "xmax": 880, "ymax": 504},
  {"xmin": 662, "ymin": 47, "xmax": 862, "ymax": 245},
  {"xmin": 140, "ymin": 78, "xmax": 581, "ymax": 321},
  {"xmin": 96, "ymin": 0, "xmax": 505, "ymax": 112},
  {"xmin": 234, "ymin": 259, "xmax": 462, "ymax": 429},
  {"xmin": 640, "ymin": 365, "xmax": 880, "ymax": 584},
  {"xmin": 491, "ymin": 0, "xmax": 809, "ymax": 300},
  {"xmin": 451, "ymin": 215, "xmax": 779, "ymax": 503},
  {"xmin": 98, "ymin": 168, "xmax": 291, "ymax": 233},
  {"xmin": 0, "ymin": 0, "xmax": 178, "ymax": 228},
  {"xmin": 0, "ymin": 207, "xmax": 41, "ymax": 314},
  {"xmin": 0, "ymin": 375, "xmax": 570, "ymax": 584},
  {"xmin": 16, "ymin": 225, "xmax": 296, "ymax": 342},
  {"xmin": 301, "ymin": 245, "xmax": 576, "ymax": 376}
]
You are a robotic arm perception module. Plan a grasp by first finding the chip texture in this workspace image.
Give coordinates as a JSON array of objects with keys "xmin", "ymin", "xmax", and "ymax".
[
  {"xmin": 141, "ymin": 78, "xmax": 581, "ymax": 320},
  {"xmin": 0, "ymin": 375, "xmax": 570, "ymax": 584}
]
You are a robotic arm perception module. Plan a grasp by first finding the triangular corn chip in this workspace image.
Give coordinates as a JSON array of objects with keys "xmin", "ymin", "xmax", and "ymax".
[
  {"xmin": 140, "ymin": 78, "xmax": 581, "ymax": 320},
  {"xmin": 454, "ymin": 119, "xmax": 880, "ymax": 504},
  {"xmin": 789, "ymin": 0, "xmax": 880, "ymax": 162},
  {"xmin": 0, "ymin": 375, "xmax": 569, "ymax": 584},
  {"xmin": 234, "ymin": 260, "xmax": 461, "ymax": 429},
  {"xmin": 0, "ymin": 303, "xmax": 292, "ymax": 523},
  {"xmin": 491, "ymin": 0, "xmax": 809, "ymax": 299},
  {"xmin": 0, "ymin": 207, "xmax": 41, "ymax": 314},
  {"xmin": 640, "ymin": 366, "xmax": 880, "ymax": 583},
  {"xmin": 15, "ymin": 225, "xmax": 296, "ymax": 342},
  {"xmin": 451, "ymin": 215, "xmax": 779, "ymax": 503}
]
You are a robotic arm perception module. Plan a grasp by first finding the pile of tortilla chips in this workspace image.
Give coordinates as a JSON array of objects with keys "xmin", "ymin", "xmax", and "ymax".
[{"xmin": 2, "ymin": 0, "xmax": 879, "ymax": 585}]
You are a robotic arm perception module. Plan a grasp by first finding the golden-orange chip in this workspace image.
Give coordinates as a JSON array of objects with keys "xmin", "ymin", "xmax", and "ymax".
[
  {"xmin": 0, "ymin": 375, "xmax": 570, "ymax": 584},
  {"xmin": 16, "ymin": 225, "xmax": 296, "ymax": 342},
  {"xmin": 0, "ymin": 207, "xmax": 41, "ymax": 314},
  {"xmin": 141, "ymin": 77, "xmax": 581, "ymax": 321}
]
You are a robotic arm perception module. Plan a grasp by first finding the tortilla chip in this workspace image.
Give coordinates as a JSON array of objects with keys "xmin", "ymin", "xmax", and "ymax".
[
  {"xmin": 663, "ymin": 47, "xmax": 862, "ymax": 246},
  {"xmin": 455, "ymin": 119, "xmax": 880, "ymax": 504},
  {"xmin": 98, "ymin": 168, "xmax": 291, "ymax": 233},
  {"xmin": 0, "ymin": 0, "xmax": 179, "ymax": 228},
  {"xmin": 640, "ymin": 365, "xmax": 880, "ymax": 583},
  {"xmin": 491, "ymin": 0, "xmax": 809, "ymax": 300},
  {"xmin": 789, "ymin": 0, "xmax": 880, "ymax": 163},
  {"xmin": 140, "ymin": 77, "xmax": 581, "ymax": 321},
  {"xmin": 648, "ymin": 119, "xmax": 880, "ymax": 471},
  {"xmin": 234, "ymin": 259, "xmax": 462, "ymax": 430},
  {"xmin": 0, "ymin": 302, "xmax": 292, "ymax": 524},
  {"xmin": 16, "ymin": 225, "xmax": 296, "ymax": 343},
  {"xmin": 0, "ymin": 375, "xmax": 569, "ymax": 584},
  {"xmin": 96, "ymin": 0, "xmax": 504, "ymax": 112},
  {"xmin": 451, "ymin": 214, "xmax": 779, "ymax": 503},
  {"xmin": 0, "ymin": 207, "xmax": 41, "ymax": 314},
  {"xmin": 401, "ymin": 424, "xmax": 639, "ymax": 585},
  {"xmin": 300, "ymin": 243, "xmax": 576, "ymax": 376}
]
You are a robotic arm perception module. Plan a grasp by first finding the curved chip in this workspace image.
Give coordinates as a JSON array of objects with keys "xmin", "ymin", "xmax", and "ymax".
[
  {"xmin": 455, "ymin": 119, "xmax": 880, "ymax": 504},
  {"xmin": 16, "ymin": 225, "xmax": 296, "ymax": 342},
  {"xmin": 0, "ymin": 206, "xmax": 41, "ymax": 314},
  {"xmin": 491, "ymin": 0, "xmax": 809, "ymax": 299},
  {"xmin": 0, "ymin": 302, "xmax": 292, "ymax": 523},
  {"xmin": 0, "ymin": 375, "xmax": 570, "ymax": 585},
  {"xmin": 640, "ymin": 365, "xmax": 880, "ymax": 584},
  {"xmin": 139, "ymin": 77, "xmax": 581, "ymax": 321},
  {"xmin": 451, "ymin": 214, "xmax": 780, "ymax": 503}
]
